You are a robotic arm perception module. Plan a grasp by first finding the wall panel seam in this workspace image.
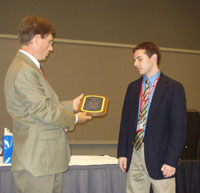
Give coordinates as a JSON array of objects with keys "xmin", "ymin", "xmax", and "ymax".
[{"xmin": 0, "ymin": 34, "xmax": 200, "ymax": 55}]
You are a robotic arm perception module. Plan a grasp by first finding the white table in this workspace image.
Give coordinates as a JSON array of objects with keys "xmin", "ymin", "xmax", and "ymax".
[{"xmin": 0, "ymin": 155, "xmax": 126, "ymax": 193}]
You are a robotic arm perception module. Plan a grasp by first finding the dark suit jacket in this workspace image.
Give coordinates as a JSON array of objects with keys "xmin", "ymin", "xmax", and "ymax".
[
  {"xmin": 4, "ymin": 51, "xmax": 76, "ymax": 177},
  {"xmin": 117, "ymin": 72, "xmax": 187, "ymax": 179}
]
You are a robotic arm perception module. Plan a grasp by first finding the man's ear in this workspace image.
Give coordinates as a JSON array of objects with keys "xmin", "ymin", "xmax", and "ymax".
[
  {"xmin": 31, "ymin": 34, "xmax": 41, "ymax": 47},
  {"xmin": 151, "ymin": 54, "xmax": 158, "ymax": 65}
]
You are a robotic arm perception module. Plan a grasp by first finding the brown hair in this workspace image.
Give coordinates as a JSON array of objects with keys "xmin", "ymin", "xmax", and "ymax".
[
  {"xmin": 18, "ymin": 16, "xmax": 56, "ymax": 45},
  {"xmin": 133, "ymin": 42, "xmax": 161, "ymax": 65}
]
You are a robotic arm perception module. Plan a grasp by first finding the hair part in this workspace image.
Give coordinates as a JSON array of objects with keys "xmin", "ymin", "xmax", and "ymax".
[
  {"xmin": 133, "ymin": 42, "xmax": 161, "ymax": 65},
  {"xmin": 18, "ymin": 16, "xmax": 56, "ymax": 45}
]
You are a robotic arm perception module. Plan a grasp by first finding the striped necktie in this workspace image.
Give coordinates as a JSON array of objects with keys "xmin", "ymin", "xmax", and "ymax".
[{"xmin": 134, "ymin": 79, "xmax": 150, "ymax": 151}]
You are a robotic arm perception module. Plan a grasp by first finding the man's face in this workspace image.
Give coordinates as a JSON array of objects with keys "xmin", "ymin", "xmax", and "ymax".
[
  {"xmin": 133, "ymin": 49, "xmax": 155, "ymax": 78},
  {"xmin": 36, "ymin": 34, "xmax": 54, "ymax": 61}
]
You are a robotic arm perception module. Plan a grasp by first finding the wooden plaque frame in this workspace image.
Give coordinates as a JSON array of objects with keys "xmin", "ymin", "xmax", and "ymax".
[{"xmin": 79, "ymin": 95, "xmax": 109, "ymax": 116}]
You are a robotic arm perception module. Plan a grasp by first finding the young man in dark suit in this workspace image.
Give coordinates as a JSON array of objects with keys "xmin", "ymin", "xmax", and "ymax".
[
  {"xmin": 117, "ymin": 42, "xmax": 186, "ymax": 193},
  {"xmin": 4, "ymin": 16, "xmax": 92, "ymax": 193}
]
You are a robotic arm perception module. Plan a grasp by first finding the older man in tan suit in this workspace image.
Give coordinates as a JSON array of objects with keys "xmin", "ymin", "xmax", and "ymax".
[{"xmin": 4, "ymin": 16, "xmax": 92, "ymax": 193}]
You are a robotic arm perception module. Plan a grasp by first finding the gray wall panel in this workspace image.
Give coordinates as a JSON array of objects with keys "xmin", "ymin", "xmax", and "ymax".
[{"xmin": 0, "ymin": 0, "xmax": 200, "ymax": 50}]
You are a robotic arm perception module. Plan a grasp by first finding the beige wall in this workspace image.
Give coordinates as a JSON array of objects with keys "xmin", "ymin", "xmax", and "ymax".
[
  {"xmin": 0, "ymin": 37, "xmax": 200, "ymax": 145},
  {"xmin": 1, "ymin": 1, "xmax": 200, "ymax": 156}
]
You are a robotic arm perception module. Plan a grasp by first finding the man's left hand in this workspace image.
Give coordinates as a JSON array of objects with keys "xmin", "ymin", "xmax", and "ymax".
[
  {"xmin": 73, "ymin": 93, "xmax": 84, "ymax": 112},
  {"xmin": 161, "ymin": 164, "xmax": 176, "ymax": 178}
]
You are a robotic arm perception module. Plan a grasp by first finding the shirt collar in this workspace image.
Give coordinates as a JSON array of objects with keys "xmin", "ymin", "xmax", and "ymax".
[
  {"xmin": 143, "ymin": 70, "xmax": 161, "ymax": 86},
  {"xmin": 19, "ymin": 49, "xmax": 40, "ymax": 69}
]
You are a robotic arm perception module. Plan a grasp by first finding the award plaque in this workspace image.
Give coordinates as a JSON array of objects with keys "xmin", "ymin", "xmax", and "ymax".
[{"xmin": 79, "ymin": 95, "xmax": 109, "ymax": 116}]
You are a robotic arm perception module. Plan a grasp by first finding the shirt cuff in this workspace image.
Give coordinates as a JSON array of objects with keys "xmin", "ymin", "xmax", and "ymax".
[{"xmin": 75, "ymin": 114, "xmax": 78, "ymax": 124}]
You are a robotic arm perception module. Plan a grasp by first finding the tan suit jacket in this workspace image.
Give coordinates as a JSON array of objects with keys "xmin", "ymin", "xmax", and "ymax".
[{"xmin": 4, "ymin": 51, "xmax": 76, "ymax": 177}]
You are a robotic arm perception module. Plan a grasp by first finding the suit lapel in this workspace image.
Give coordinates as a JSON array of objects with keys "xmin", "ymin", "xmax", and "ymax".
[
  {"xmin": 147, "ymin": 73, "xmax": 168, "ymax": 122},
  {"xmin": 16, "ymin": 51, "xmax": 54, "ymax": 86},
  {"xmin": 132, "ymin": 78, "xmax": 142, "ymax": 127},
  {"xmin": 17, "ymin": 51, "xmax": 60, "ymax": 104},
  {"xmin": 17, "ymin": 51, "xmax": 43, "ymax": 75},
  {"xmin": 134, "ymin": 78, "xmax": 142, "ymax": 111}
]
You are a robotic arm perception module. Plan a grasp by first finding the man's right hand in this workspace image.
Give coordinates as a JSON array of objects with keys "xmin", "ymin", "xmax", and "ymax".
[
  {"xmin": 76, "ymin": 112, "xmax": 92, "ymax": 124},
  {"xmin": 118, "ymin": 157, "xmax": 127, "ymax": 173}
]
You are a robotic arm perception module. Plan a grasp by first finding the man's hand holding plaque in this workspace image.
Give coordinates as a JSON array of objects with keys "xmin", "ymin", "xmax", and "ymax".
[
  {"xmin": 79, "ymin": 95, "xmax": 109, "ymax": 116},
  {"xmin": 73, "ymin": 94, "xmax": 92, "ymax": 123}
]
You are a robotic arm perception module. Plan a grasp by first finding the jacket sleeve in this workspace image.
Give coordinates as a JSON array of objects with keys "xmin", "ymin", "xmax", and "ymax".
[
  {"xmin": 13, "ymin": 66, "xmax": 76, "ymax": 130},
  {"xmin": 165, "ymin": 82, "xmax": 187, "ymax": 167},
  {"xmin": 117, "ymin": 84, "xmax": 132, "ymax": 158},
  {"xmin": 60, "ymin": 100, "xmax": 74, "ymax": 113}
]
